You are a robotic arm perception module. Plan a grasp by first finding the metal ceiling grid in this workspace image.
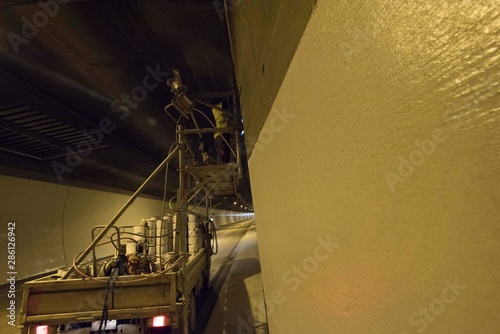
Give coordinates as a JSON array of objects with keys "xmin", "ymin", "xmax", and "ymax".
[{"xmin": 0, "ymin": 104, "xmax": 108, "ymax": 160}]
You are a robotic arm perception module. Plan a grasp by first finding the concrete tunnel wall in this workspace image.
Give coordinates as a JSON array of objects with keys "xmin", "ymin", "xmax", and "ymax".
[
  {"xmin": 0, "ymin": 174, "xmax": 252, "ymax": 282},
  {"xmin": 243, "ymin": 0, "xmax": 500, "ymax": 333}
]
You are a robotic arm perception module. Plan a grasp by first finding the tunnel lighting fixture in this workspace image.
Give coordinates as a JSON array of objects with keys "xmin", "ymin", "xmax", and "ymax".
[
  {"xmin": 168, "ymin": 68, "xmax": 194, "ymax": 118},
  {"xmin": 240, "ymin": 205, "xmax": 243, "ymax": 207},
  {"xmin": 172, "ymin": 91, "xmax": 195, "ymax": 117},
  {"xmin": 234, "ymin": 202, "xmax": 237, "ymax": 205}
]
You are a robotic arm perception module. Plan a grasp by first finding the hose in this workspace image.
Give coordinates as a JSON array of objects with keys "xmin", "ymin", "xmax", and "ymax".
[{"xmin": 203, "ymin": 218, "xmax": 218, "ymax": 255}]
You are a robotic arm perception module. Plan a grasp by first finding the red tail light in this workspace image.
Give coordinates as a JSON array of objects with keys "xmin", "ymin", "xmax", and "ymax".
[
  {"xmin": 147, "ymin": 315, "xmax": 171, "ymax": 328},
  {"xmin": 153, "ymin": 315, "xmax": 167, "ymax": 327},
  {"xmin": 35, "ymin": 326, "xmax": 49, "ymax": 334}
]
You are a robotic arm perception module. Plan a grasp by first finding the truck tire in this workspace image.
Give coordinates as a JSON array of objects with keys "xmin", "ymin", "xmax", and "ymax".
[{"xmin": 202, "ymin": 267, "xmax": 210, "ymax": 289}]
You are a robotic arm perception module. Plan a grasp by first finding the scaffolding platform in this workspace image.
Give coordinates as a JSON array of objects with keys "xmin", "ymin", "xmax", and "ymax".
[{"xmin": 186, "ymin": 163, "xmax": 239, "ymax": 197}]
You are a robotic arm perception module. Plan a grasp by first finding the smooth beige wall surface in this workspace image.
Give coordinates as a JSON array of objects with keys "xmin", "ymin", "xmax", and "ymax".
[
  {"xmin": 0, "ymin": 176, "xmax": 67, "ymax": 281},
  {"xmin": 0, "ymin": 175, "xmax": 167, "ymax": 281},
  {"xmin": 61, "ymin": 185, "xmax": 166, "ymax": 262},
  {"xmin": 248, "ymin": 0, "xmax": 499, "ymax": 333},
  {"xmin": 0, "ymin": 175, "xmax": 250, "ymax": 282}
]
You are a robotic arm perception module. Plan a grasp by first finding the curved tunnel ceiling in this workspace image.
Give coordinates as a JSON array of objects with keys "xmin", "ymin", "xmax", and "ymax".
[{"xmin": 0, "ymin": 0, "xmax": 253, "ymax": 210}]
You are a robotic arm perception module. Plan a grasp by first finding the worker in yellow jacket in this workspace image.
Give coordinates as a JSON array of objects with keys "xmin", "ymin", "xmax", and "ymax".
[{"xmin": 212, "ymin": 100, "xmax": 233, "ymax": 164}]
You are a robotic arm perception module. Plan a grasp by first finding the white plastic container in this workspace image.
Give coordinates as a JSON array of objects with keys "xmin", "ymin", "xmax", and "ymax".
[
  {"xmin": 126, "ymin": 242, "xmax": 137, "ymax": 255},
  {"xmin": 133, "ymin": 225, "xmax": 145, "ymax": 242}
]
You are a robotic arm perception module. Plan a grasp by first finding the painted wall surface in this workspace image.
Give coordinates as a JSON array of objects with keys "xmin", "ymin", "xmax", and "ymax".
[
  {"xmin": 0, "ymin": 175, "xmax": 251, "ymax": 282},
  {"xmin": 1, "ymin": 176, "xmax": 68, "ymax": 281},
  {"xmin": 228, "ymin": 0, "xmax": 317, "ymax": 155},
  {"xmin": 248, "ymin": 0, "xmax": 500, "ymax": 333}
]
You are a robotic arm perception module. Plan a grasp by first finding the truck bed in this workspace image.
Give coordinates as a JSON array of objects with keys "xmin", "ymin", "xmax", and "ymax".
[{"xmin": 19, "ymin": 250, "xmax": 208, "ymax": 329}]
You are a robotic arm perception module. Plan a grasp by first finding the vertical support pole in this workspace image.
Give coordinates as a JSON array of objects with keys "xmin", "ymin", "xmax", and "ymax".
[
  {"xmin": 167, "ymin": 215, "xmax": 174, "ymax": 252},
  {"xmin": 176, "ymin": 124, "xmax": 187, "ymax": 255},
  {"xmin": 183, "ymin": 295, "xmax": 190, "ymax": 334},
  {"xmin": 205, "ymin": 195, "xmax": 210, "ymax": 218},
  {"xmin": 232, "ymin": 91, "xmax": 242, "ymax": 179},
  {"xmin": 175, "ymin": 125, "xmax": 190, "ymax": 334},
  {"xmin": 235, "ymin": 126, "xmax": 241, "ymax": 177}
]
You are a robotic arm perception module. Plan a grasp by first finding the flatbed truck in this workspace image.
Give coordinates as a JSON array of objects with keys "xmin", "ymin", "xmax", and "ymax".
[{"xmin": 18, "ymin": 72, "xmax": 242, "ymax": 334}]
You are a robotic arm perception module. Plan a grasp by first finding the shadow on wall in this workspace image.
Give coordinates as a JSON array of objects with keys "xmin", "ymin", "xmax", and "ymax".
[{"xmin": 204, "ymin": 258, "xmax": 264, "ymax": 334}]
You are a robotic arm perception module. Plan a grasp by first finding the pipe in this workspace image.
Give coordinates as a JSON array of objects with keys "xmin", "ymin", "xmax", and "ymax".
[{"xmin": 63, "ymin": 145, "xmax": 181, "ymax": 279}]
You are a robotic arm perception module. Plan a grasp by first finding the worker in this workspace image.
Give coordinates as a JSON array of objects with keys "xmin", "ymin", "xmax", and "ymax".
[{"xmin": 212, "ymin": 99, "xmax": 233, "ymax": 163}]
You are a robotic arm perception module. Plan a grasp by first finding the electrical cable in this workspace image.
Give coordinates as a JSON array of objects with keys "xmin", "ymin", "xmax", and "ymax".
[
  {"xmin": 98, "ymin": 265, "xmax": 120, "ymax": 334},
  {"xmin": 169, "ymin": 195, "xmax": 178, "ymax": 212},
  {"xmin": 142, "ymin": 254, "xmax": 187, "ymax": 278},
  {"xmin": 70, "ymin": 246, "xmax": 181, "ymax": 283},
  {"xmin": 193, "ymin": 107, "xmax": 216, "ymax": 128},
  {"xmin": 110, "ymin": 229, "xmax": 177, "ymax": 243},
  {"xmin": 71, "ymin": 225, "xmax": 177, "ymax": 281}
]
